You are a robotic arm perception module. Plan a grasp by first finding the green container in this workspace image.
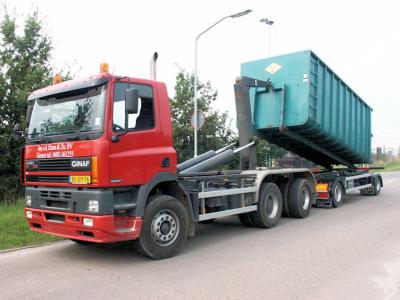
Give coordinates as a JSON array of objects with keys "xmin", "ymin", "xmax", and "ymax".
[{"xmin": 240, "ymin": 50, "xmax": 372, "ymax": 167}]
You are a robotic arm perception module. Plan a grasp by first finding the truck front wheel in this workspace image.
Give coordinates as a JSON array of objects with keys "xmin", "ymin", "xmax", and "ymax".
[{"xmin": 137, "ymin": 195, "xmax": 189, "ymax": 259}]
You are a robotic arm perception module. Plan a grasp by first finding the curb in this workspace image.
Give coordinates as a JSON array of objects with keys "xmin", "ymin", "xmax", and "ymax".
[{"xmin": 0, "ymin": 240, "xmax": 69, "ymax": 254}]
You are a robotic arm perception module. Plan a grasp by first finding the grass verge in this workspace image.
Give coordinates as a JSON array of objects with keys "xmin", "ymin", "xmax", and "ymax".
[
  {"xmin": 0, "ymin": 200, "xmax": 63, "ymax": 251},
  {"xmin": 378, "ymin": 162, "xmax": 400, "ymax": 172}
]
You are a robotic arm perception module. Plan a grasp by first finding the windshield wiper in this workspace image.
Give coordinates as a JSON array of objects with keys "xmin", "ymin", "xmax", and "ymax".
[{"xmin": 28, "ymin": 132, "xmax": 42, "ymax": 138}]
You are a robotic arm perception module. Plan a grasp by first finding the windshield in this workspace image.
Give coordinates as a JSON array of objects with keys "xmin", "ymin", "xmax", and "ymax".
[{"xmin": 28, "ymin": 84, "xmax": 107, "ymax": 139}]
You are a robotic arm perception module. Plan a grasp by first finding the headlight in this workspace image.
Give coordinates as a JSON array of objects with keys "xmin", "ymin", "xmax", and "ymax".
[
  {"xmin": 26, "ymin": 195, "xmax": 32, "ymax": 207},
  {"xmin": 83, "ymin": 217, "xmax": 93, "ymax": 227},
  {"xmin": 88, "ymin": 200, "xmax": 99, "ymax": 213},
  {"xmin": 26, "ymin": 210, "xmax": 33, "ymax": 219}
]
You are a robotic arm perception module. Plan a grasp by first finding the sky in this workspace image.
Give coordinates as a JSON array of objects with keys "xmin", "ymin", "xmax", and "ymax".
[{"xmin": 5, "ymin": 0, "xmax": 400, "ymax": 151}]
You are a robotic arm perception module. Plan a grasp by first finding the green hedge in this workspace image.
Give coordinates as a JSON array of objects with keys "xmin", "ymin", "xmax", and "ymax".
[{"xmin": 0, "ymin": 175, "xmax": 23, "ymax": 204}]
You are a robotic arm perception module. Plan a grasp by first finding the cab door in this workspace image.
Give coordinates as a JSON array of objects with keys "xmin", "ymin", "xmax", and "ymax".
[{"xmin": 108, "ymin": 81, "xmax": 163, "ymax": 186}]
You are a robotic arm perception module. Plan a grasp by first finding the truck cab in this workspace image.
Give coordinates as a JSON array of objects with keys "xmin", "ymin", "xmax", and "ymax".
[{"xmin": 24, "ymin": 69, "xmax": 182, "ymax": 250}]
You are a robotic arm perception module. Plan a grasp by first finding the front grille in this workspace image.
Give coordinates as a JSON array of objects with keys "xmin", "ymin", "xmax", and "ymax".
[
  {"xmin": 39, "ymin": 190, "xmax": 72, "ymax": 210},
  {"xmin": 26, "ymin": 157, "xmax": 91, "ymax": 172},
  {"xmin": 27, "ymin": 175, "xmax": 69, "ymax": 183},
  {"xmin": 40, "ymin": 190, "xmax": 72, "ymax": 199},
  {"xmin": 38, "ymin": 158, "xmax": 71, "ymax": 171}
]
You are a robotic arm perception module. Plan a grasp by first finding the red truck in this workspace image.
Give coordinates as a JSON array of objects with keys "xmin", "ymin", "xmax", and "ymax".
[{"xmin": 19, "ymin": 60, "xmax": 382, "ymax": 259}]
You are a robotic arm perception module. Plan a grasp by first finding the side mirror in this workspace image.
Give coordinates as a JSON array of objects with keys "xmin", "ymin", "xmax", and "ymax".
[
  {"xmin": 125, "ymin": 88, "xmax": 139, "ymax": 114},
  {"xmin": 12, "ymin": 123, "xmax": 22, "ymax": 142}
]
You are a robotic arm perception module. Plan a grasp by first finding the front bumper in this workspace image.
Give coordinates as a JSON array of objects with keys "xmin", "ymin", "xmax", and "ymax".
[{"xmin": 25, "ymin": 208, "xmax": 142, "ymax": 243}]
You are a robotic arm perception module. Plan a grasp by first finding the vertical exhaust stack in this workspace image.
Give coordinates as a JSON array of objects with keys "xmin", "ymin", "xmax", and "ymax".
[{"xmin": 150, "ymin": 52, "xmax": 158, "ymax": 80}]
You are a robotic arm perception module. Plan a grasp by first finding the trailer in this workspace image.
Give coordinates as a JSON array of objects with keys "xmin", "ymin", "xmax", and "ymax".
[
  {"xmin": 314, "ymin": 168, "xmax": 382, "ymax": 208},
  {"xmin": 19, "ymin": 51, "xmax": 382, "ymax": 260}
]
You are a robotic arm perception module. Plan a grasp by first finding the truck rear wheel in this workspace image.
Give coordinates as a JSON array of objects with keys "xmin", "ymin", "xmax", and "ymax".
[
  {"xmin": 288, "ymin": 178, "xmax": 313, "ymax": 218},
  {"xmin": 137, "ymin": 194, "xmax": 189, "ymax": 259},
  {"xmin": 279, "ymin": 180, "xmax": 292, "ymax": 218},
  {"xmin": 250, "ymin": 182, "xmax": 282, "ymax": 228}
]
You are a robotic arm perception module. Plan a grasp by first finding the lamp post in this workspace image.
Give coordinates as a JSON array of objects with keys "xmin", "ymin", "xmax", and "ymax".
[
  {"xmin": 260, "ymin": 18, "xmax": 274, "ymax": 56},
  {"xmin": 193, "ymin": 9, "xmax": 252, "ymax": 157}
]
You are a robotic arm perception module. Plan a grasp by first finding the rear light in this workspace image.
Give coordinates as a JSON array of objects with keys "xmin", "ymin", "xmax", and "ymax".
[
  {"xmin": 92, "ymin": 156, "xmax": 98, "ymax": 183},
  {"xmin": 317, "ymin": 192, "xmax": 329, "ymax": 199},
  {"xmin": 316, "ymin": 183, "xmax": 329, "ymax": 192}
]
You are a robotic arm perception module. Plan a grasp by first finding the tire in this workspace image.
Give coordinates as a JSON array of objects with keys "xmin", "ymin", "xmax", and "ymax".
[
  {"xmin": 288, "ymin": 178, "xmax": 313, "ymax": 218},
  {"xmin": 360, "ymin": 176, "xmax": 382, "ymax": 196},
  {"xmin": 136, "ymin": 194, "xmax": 189, "ymax": 259},
  {"xmin": 279, "ymin": 180, "xmax": 292, "ymax": 218},
  {"xmin": 332, "ymin": 181, "xmax": 344, "ymax": 208},
  {"xmin": 238, "ymin": 213, "xmax": 255, "ymax": 227},
  {"xmin": 372, "ymin": 177, "xmax": 381, "ymax": 196},
  {"xmin": 69, "ymin": 239, "xmax": 93, "ymax": 245},
  {"xmin": 250, "ymin": 182, "xmax": 282, "ymax": 228}
]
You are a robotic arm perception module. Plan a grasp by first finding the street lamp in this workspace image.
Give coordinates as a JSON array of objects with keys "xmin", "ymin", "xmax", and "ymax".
[
  {"xmin": 260, "ymin": 18, "xmax": 274, "ymax": 56},
  {"xmin": 193, "ymin": 9, "xmax": 252, "ymax": 157}
]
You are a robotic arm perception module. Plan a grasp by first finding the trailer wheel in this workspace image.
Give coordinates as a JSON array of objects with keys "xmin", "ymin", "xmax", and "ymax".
[
  {"xmin": 372, "ymin": 177, "xmax": 381, "ymax": 196},
  {"xmin": 360, "ymin": 176, "xmax": 382, "ymax": 196},
  {"xmin": 250, "ymin": 182, "xmax": 282, "ymax": 228},
  {"xmin": 238, "ymin": 213, "xmax": 255, "ymax": 227},
  {"xmin": 288, "ymin": 178, "xmax": 313, "ymax": 218},
  {"xmin": 137, "ymin": 194, "xmax": 189, "ymax": 259},
  {"xmin": 332, "ymin": 181, "xmax": 344, "ymax": 208}
]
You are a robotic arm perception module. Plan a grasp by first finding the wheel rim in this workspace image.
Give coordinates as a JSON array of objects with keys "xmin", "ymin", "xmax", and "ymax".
[
  {"xmin": 376, "ymin": 180, "xmax": 381, "ymax": 192},
  {"xmin": 301, "ymin": 188, "xmax": 310, "ymax": 210},
  {"xmin": 334, "ymin": 185, "xmax": 342, "ymax": 203},
  {"xmin": 265, "ymin": 193, "xmax": 279, "ymax": 219},
  {"xmin": 151, "ymin": 209, "xmax": 180, "ymax": 247}
]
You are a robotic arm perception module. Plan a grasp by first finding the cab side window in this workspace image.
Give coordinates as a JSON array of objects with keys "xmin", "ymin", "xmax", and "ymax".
[{"xmin": 113, "ymin": 82, "xmax": 155, "ymax": 132}]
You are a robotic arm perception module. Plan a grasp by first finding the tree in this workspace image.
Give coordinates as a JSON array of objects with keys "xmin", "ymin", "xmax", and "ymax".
[
  {"xmin": 170, "ymin": 69, "xmax": 288, "ymax": 168},
  {"xmin": 170, "ymin": 70, "xmax": 236, "ymax": 163},
  {"xmin": 256, "ymin": 140, "xmax": 287, "ymax": 167},
  {"xmin": 0, "ymin": 9, "xmax": 54, "ymax": 202}
]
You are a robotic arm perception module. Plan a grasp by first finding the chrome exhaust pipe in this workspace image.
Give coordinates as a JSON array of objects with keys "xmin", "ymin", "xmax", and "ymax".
[{"xmin": 150, "ymin": 52, "xmax": 158, "ymax": 80}]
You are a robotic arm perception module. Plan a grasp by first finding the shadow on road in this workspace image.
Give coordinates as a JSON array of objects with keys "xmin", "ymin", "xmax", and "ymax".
[{"xmin": 49, "ymin": 193, "xmax": 375, "ymax": 263}]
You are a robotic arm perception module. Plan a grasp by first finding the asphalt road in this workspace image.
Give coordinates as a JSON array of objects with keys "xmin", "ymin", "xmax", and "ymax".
[{"xmin": 1, "ymin": 172, "xmax": 400, "ymax": 300}]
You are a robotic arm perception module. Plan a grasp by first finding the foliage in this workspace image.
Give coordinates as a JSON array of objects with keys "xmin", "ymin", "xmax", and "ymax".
[
  {"xmin": 378, "ymin": 161, "xmax": 400, "ymax": 172},
  {"xmin": 0, "ymin": 200, "xmax": 63, "ymax": 250},
  {"xmin": 256, "ymin": 139, "xmax": 287, "ymax": 167},
  {"xmin": 0, "ymin": 9, "xmax": 53, "ymax": 202},
  {"xmin": 170, "ymin": 70, "xmax": 237, "ymax": 163},
  {"xmin": 170, "ymin": 69, "xmax": 288, "ymax": 168}
]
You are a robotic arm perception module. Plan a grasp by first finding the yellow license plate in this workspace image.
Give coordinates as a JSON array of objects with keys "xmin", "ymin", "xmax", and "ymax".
[{"xmin": 69, "ymin": 176, "xmax": 91, "ymax": 184}]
